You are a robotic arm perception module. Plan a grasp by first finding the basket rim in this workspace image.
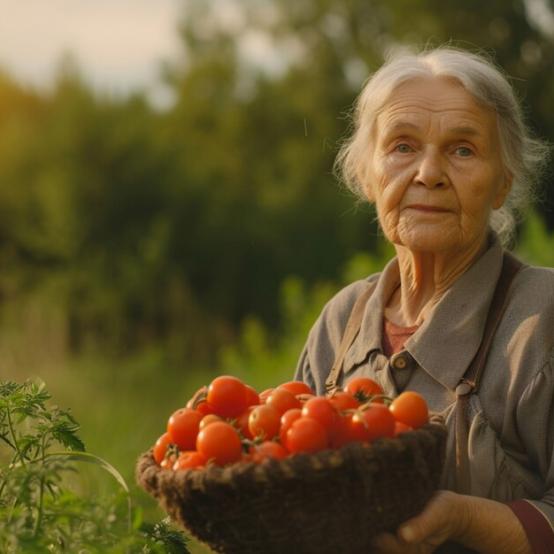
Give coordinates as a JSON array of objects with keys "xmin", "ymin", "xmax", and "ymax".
[{"xmin": 137, "ymin": 417, "xmax": 447, "ymax": 492}]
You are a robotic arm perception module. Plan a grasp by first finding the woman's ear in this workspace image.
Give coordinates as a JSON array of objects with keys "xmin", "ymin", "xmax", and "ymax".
[{"xmin": 492, "ymin": 170, "xmax": 512, "ymax": 210}]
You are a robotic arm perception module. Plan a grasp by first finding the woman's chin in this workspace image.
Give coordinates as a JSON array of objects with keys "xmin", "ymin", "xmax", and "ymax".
[{"xmin": 392, "ymin": 228, "xmax": 462, "ymax": 254}]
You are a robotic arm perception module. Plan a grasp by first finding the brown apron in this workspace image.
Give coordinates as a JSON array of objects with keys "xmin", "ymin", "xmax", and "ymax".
[{"xmin": 324, "ymin": 252, "xmax": 524, "ymax": 552}]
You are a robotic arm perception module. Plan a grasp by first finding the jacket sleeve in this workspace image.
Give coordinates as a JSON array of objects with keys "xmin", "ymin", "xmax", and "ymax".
[
  {"xmin": 293, "ymin": 344, "xmax": 317, "ymax": 393},
  {"xmin": 509, "ymin": 350, "xmax": 554, "ymax": 553}
]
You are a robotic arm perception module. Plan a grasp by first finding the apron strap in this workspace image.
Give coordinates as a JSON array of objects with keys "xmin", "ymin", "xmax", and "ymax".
[
  {"xmin": 455, "ymin": 251, "xmax": 524, "ymax": 493},
  {"xmin": 325, "ymin": 283, "xmax": 377, "ymax": 394}
]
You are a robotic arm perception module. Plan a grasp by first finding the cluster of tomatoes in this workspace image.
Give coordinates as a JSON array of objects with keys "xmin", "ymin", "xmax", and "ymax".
[{"xmin": 152, "ymin": 375, "xmax": 429, "ymax": 471}]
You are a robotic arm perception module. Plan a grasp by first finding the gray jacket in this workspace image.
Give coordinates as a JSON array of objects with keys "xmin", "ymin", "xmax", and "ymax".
[{"xmin": 295, "ymin": 233, "xmax": 554, "ymax": 531}]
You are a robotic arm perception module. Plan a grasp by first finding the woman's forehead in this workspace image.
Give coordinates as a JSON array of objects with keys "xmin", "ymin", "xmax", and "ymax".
[{"xmin": 375, "ymin": 77, "xmax": 497, "ymax": 137}]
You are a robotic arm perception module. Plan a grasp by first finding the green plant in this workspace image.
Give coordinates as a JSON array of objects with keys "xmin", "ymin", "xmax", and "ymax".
[
  {"xmin": 0, "ymin": 379, "xmax": 189, "ymax": 553},
  {"xmin": 516, "ymin": 208, "xmax": 554, "ymax": 267}
]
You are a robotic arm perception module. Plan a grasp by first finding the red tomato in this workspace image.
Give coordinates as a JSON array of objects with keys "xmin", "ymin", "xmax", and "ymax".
[
  {"xmin": 329, "ymin": 414, "xmax": 350, "ymax": 448},
  {"xmin": 186, "ymin": 386, "xmax": 214, "ymax": 415},
  {"xmin": 296, "ymin": 393, "xmax": 316, "ymax": 404},
  {"xmin": 153, "ymin": 432, "xmax": 173, "ymax": 465},
  {"xmin": 394, "ymin": 421, "xmax": 413, "ymax": 436},
  {"xmin": 173, "ymin": 450, "xmax": 208, "ymax": 470},
  {"xmin": 259, "ymin": 388, "xmax": 274, "ymax": 403},
  {"xmin": 279, "ymin": 408, "xmax": 302, "ymax": 445},
  {"xmin": 301, "ymin": 397, "xmax": 338, "ymax": 430},
  {"xmin": 250, "ymin": 441, "xmax": 288, "ymax": 462},
  {"xmin": 286, "ymin": 417, "xmax": 329, "ymax": 454},
  {"xmin": 389, "ymin": 391, "xmax": 429, "ymax": 429},
  {"xmin": 354, "ymin": 404, "xmax": 395, "ymax": 442},
  {"xmin": 328, "ymin": 391, "xmax": 360, "ymax": 412},
  {"xmin": 196, "ymin": 421, "xmax": 242, "ymax": 466},
  {"xmin": 344, "ymin": 377, "xmax": 384, "ymax": 402},
  {"xmin": 248, "ymin": 404, "xmax": 281, "ymax": 440},
  {"xmin": 167, "ymin": 408, "xmax": 203, "ymax": 451},
  {"xmin": 244, "ymin": 384, "xmax": 260, "ymax": 407},
  {"xmin": 279, "ymin": 381, "xmax": 314, "ymax": 396},
  {"xmin": 236, "ymin": 406, "xmax": 255, "ymax": 439},
  {"xmin": 207, "ymin": 375, "xmax": 248, "ymax": 418},
  {"xmin": 199, "ymin": 414, "xmax": 221, "ymax": 430},
  {"xmin": 266, "ymin": 388, "xmax": 301, "ymax": 415},
  {"xmin": 343, "ymin": 412, "xmax": 369, "ymax": 443},
  {"xmin": 331, "ymin": 406, "xmax": 380, "ymax": 448},
  {"xmin": 160, "ymin": 454, "xmax": 177, "ymax": 470},
  {"xmin": 195, "ymin": 401, "xmax": 214, "ymax": 416}
]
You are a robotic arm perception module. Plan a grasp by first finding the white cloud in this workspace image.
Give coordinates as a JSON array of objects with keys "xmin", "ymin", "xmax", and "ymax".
[{"xmin": 0, "ymin": 0, "xmax": 182, "ymax": 104}]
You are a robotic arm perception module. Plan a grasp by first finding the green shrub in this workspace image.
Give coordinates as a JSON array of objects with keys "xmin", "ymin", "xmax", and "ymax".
[{"xmin": 0, "ymin": 379, "xmax": 189, "ymax": 553}]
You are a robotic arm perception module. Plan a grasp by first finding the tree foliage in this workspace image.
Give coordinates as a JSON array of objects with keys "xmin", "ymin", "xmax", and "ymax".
[{"xmin": 0, "ymin": 0, "xmax": 552, "ymax": 367}]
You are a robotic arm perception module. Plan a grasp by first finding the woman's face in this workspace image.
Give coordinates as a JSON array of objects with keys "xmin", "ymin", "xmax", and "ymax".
[{"xmin": 365, "ymin": 76, "xmax": 511, "ymax": 254}]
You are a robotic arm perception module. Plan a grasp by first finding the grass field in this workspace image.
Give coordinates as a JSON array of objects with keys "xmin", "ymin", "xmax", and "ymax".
[{"xmin": 2, "ymin": 343, "xmax": 294, "ymax": 553}]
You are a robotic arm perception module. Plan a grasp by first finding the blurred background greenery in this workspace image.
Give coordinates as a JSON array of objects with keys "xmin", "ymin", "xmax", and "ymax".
[{"xmin": 1, "ymin": 0, "xmax": 553, "ymax": 551}]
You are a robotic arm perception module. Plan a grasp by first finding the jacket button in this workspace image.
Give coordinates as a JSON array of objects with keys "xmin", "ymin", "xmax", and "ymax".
[
  {"xmin": 455, "ymin": 382, "xmax": 473, "ymax": 396},
  {"xmin": 391, "ymin": 353, "xmax": 408, "ymax": 369}
]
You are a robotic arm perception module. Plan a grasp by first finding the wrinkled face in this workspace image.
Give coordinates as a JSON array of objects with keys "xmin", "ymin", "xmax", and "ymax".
[{"xmin": 365, "ymin": 76, "xmax": 511, "ymax": 254}]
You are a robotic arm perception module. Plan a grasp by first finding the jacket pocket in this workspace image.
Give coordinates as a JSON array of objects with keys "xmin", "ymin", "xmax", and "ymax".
[{"xmin": 441, "ymin": 395, "xmax": 543, "ymax": 501}]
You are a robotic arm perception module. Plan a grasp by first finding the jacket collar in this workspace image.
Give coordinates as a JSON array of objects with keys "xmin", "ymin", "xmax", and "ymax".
[{"xmin": 344, "ymin": 233, "xmax": 504, "ymax": 391}]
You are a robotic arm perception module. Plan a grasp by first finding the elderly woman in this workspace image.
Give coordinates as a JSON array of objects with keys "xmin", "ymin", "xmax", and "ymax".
[{"xmin": 295, "ymin": 48, "xmax": 553, "ymax": 554}]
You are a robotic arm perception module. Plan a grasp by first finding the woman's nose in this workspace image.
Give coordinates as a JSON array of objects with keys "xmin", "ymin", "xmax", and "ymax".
[{"xmin": 414, "ymin": 148, "xmax": 447, "ymax": 188}]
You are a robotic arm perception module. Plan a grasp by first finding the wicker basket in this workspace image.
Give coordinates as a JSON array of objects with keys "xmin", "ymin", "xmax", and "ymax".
[{"xmin": 137, "ymin": 419, "xmax": 446, "ymax": 554}]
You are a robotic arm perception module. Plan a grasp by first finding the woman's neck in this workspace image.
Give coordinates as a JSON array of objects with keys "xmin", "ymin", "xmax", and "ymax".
[{"xmin": 385, "ymin": 236, "xmax": 488, "ymax": 327}]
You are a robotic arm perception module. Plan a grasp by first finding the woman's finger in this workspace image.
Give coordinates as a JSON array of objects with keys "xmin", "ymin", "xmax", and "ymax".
[
  {"xmin": 398, "ymin": 491, "xmax": 466, "ymax": 546},
  {"xmin": 372, "ymin": 531, "xmax": 412, "ymax": 553}
]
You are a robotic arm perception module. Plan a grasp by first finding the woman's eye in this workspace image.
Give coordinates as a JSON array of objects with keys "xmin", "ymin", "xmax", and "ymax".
[
  {"xmin": 455, "ymin": 146, "xmax": 473, "ymax": 157},
  {"xmin": 394, "ymin": 143, "xmax": 413, "ymax": 153}
]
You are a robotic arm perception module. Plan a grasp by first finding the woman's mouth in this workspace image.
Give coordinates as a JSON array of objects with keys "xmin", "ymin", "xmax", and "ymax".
[{"xmin": 405, "ymin": 204, "xmax": 451, "ymax": 213}]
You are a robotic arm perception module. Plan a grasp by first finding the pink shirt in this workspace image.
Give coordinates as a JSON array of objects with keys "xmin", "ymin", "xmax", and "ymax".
[{"xmin": 382, "ymin": 319, "xmax": 418, "ymax": 357}]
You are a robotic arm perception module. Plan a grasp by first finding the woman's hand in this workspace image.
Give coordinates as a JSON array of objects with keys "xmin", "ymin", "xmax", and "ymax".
[
  {"xmin": 371, "ymin": 490, "xmax": 533, "ymax": 554},
  {"xmin": 371, "ymin": 490, "xmax": 467, "ymax": 553}
]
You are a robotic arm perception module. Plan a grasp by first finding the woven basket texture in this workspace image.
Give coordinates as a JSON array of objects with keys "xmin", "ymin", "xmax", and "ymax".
[{"xmin": 137, "ymin": 421, "xmax": 446, "ymax": 554}]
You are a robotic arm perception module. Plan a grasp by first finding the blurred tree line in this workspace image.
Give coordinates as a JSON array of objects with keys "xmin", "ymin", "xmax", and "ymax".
[{"xmin": 0, "ymin": 0, "xmax": 552, "ymax": 370}]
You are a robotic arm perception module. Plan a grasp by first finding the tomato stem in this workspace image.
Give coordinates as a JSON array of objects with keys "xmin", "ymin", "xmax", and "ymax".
[
  {"xmin": 166, "ymin": 443, "xmax": 179, "ymax": 461},
  {"xmin": 358, "ymin": 395, "xmax": 393, "ymax": 411},
  {"xmin": 189, "ymin": 386, "xmax": 208, "ymax": 409}
]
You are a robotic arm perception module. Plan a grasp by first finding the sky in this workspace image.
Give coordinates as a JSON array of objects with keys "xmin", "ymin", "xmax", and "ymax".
[
  {"xmin": 2, "ymin": 0, "xmax": 552, "ymax": 109},
  {"xmin": 0, "ymin": 0, "xmax": 183, "ymax": 107},
  {"xmin": 0, "ymin": 0, "xmax": 283, "ymax": 108}
]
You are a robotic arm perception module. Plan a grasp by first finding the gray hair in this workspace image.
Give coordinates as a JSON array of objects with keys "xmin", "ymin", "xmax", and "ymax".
[{"xmin": 335, "ymin": 46, "xmax": 551, "ymax": 246}]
